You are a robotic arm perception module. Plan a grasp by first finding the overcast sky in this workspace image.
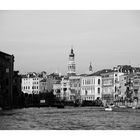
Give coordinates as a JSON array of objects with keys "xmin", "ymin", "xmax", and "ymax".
[{"xmin": 0, "ymin": 10, "xmax": 140, "ymax": 74}]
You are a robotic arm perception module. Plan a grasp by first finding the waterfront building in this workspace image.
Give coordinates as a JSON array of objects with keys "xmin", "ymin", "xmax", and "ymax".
[
  {"xmin": 80, "ymin": 74, "xmax": 102, "ymax": 101},
  {"xmin": 123, "ymin": 73, "xmax": 135, "ymax": 106},
  {"xmin": 113, "ymin": 65, "xmax": 140, "ymax": 74},
  {"xmin": 101, "ymin": 71, "xmax": 124, "ymax": 104},
  {"xmin": 13, "ymin": 71, "xmax": 22, "ymax": 105},
  {"xmin": 40, "ymin": 76, "xmax": 61, "ymax": 95},
  {"xmin": 118, "ymin": 74, "xmax": 127, "ymax": 99},
  {"xmin": 13, "ymin": 71, "xmax": 22, "ymax": 94},
  {"xmin": 53, "ymin": 80, "xmax": 61, "ymax": 99},
  {"xmin": 43, "ymin": 77, "xmax": 54, "ymax": 92},
  {"xmin": 22, "ymin": 74, "xmax": 33, "ymax": 94},
  {"xmin": 67, "ymin": 48, "xmax": 76, "ymax": 76},
  {"xmin": 132, "ymin": 72, "xmax": 140, "ymax": 104},
  {"xmin": 0, "ymin": 51, "xmax": 14, "ymax": 109},
  {"xmin": 69, "ymin": 76, "xmax": 81, "ymax": 101},
  {"xmin": 22, "ymin": 72, "xmax": 42, "ymax": 94},
  {"xmin": 39, "ymin": 78, "xmax": 48, "ymax": 93},
  {"xmin": 60, "ymin": 76, "xmax": 71, "ymax": 101},
  {"xmin": 46, "ymin": 72, "xmax": 62, "ymax": 92}
]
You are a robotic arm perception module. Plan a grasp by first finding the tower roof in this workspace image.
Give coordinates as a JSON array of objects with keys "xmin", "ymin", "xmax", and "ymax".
[
  {"xmin": 69, "ymin": 48, "xmax": 74, "ymax": 57},
  {"xmin": 89, "ymin": 62, "xmax": 93, "ymax": 72}
]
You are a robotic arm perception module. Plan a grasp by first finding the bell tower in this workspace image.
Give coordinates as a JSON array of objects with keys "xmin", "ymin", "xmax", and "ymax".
[
  {"xmin": 89, "ymin": 62, "xmax": 93, "ymax": 72},
  {"xmin": 67, "ymin": 48, "xmax": 76, "ymax": 76},
  {"xmin": 88, "ymin": 62, "xmax": 93, "ymax": 74}
]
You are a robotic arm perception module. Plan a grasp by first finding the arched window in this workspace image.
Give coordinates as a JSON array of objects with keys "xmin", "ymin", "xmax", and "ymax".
[
  {"xmin": 98, "ymin": 79, "xmax": 100, "ymax": 85},
  {"xmin": 98, "ymin": 88, "xmax": 100, "ymax": 94},
  {"xmin": 115, "ymin": 86, "xmax": 117, "ymax": 92}
]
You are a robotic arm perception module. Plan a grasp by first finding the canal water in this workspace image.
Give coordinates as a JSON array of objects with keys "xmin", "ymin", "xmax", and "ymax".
[{"xmin": 0, "ymin": 107, "xmax": 140, "ymax": 130}]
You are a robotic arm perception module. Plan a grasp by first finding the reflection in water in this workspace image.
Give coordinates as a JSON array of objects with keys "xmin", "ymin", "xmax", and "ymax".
[{"xmin": 0, "ymin": 107, "xmax": 140, "ymax": 130}]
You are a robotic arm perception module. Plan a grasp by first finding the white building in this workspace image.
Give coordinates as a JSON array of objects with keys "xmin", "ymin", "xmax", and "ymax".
[
  {"xmin": 119, "ymin": 74, "xmax": 127, "ymax": 98},
  {"xmin": 60, "ymin": 76, "xmax": 71, "ymax": 100},
  {"xmin": 81, "ymin": 75, "xmax": 102, "ymax": 101},
  {"xmin": 22, "ymin": 73, "xmax": 43, "ymax": 94},
  {"xmin": 69, "ymin": 76, "xmax": 81, "ymax": 101},
  {"xmin": 101, "ymin": 71, "xmax": 124, "ymax": 104}
]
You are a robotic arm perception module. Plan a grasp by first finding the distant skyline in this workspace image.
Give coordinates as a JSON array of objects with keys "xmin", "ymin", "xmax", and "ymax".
[{"xmin": 0, "ymin": 10, "xmax": 140, "ymax": 74}]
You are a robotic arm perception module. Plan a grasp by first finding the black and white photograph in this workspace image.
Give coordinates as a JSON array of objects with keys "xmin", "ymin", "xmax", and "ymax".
[{"xmin": 0, "ymin": 8, "xmax": 140, "ymax": 131}]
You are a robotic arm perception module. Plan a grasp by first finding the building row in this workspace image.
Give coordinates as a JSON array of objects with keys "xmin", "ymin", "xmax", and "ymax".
[
  {"xmin": 20, "ymin": 48, "xmax": 140, "ymax": 106},
  {"xmin": 1, "ymin": 49, "xmax": 140, "ymax": 109},
  {"xmin": 21, "ymin": 69, "xmax": 140, "ymax": 106}
]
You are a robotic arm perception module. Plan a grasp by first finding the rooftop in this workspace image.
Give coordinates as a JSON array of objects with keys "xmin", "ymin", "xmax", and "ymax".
[
  {"xmin": 40, "ymin": 78, "xmax": 47, "ymax": 82},
  {"xmin": 89, "ymin": 69, "xmax": 116, "ymax": 76}
]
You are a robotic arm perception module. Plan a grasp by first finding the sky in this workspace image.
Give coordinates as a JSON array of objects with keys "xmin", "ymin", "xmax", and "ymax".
[{"xmin": 0, "ymin": 10, "xmax": 140, "ymax": 75}]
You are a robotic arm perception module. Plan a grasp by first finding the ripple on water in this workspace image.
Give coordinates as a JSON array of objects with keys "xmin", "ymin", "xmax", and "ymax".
[{"xmin": 0, "ymin": 107, "xmax": 140, "ymax": 130}]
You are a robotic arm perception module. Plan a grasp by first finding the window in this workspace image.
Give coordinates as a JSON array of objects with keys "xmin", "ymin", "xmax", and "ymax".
[
  {"xmin": 98, "ymin": 79, "xmax": 100, "ymax": 85},
  {"xmin": 115, "ymin": 86, "xmax": 117, "ymax": 92},
  {"xmin": 98, "ymin": 88, "xmax": 100, "ymax": 94},
  {"xmin": 85, "ymin": 90, "xmax": 88, "ymax": 95},
  {"xmin": 6, "ymin": 68, "xmax": 9, "ymax": 73}
]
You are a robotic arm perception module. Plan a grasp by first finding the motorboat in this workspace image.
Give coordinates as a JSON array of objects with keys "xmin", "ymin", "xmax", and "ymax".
[
  {"xmin": 105, "ymin": 106, "xmax": 112, "ymax": 111},
  {"xmin": 105, "ymin": 105, "xmax": 127, "ymax": 112},
  {"xmin": 132, "ymin": 106, "xmax": 136, "ymax": 109}
]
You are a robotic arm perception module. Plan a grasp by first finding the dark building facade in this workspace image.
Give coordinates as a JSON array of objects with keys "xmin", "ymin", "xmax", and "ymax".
[
  {"xmin": 12, "ymin": 71, "xmax": 22, "ymax": 108},
  {"xmin": 0, "ymin": 51, "xmax": 14, "ymax": 109}
]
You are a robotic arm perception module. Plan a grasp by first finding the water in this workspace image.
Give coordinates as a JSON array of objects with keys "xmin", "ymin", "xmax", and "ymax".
[{"xmin": 0, "ymin": 107, "xmax": 140, "ymax": 130}]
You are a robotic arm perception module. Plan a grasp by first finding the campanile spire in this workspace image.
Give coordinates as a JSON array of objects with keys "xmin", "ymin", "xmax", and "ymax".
[{"xmin": 67, "ymin": 47, "xmax": 76, "ymax": 76}]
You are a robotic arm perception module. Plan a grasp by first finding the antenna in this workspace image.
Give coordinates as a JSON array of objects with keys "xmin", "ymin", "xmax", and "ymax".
[{"xmin": 129, "ymin": 59, "xmax": 131, "ymax": 66}]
